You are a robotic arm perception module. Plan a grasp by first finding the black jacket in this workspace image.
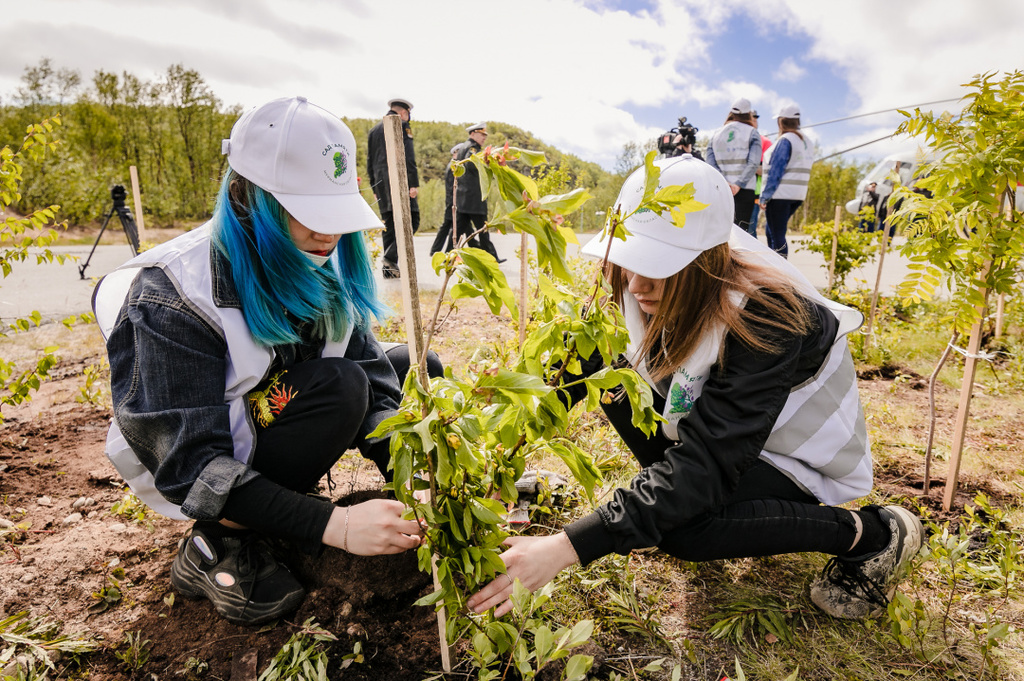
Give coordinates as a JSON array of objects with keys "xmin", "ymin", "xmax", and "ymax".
[
  {"xmin": 453, "ymin": 139, "xmax": 487, "ymax": 215},
  {"xmin": 366, "ymin": 113, "xmax": 419, "ymax": 214}
]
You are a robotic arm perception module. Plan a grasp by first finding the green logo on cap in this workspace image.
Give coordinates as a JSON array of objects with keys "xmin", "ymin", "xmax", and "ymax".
[{"xmin": 333, "ymin": 151, "xmax": 347, "ymax": 178}]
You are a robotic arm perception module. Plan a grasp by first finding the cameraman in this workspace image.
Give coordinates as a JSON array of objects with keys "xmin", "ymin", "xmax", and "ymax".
[{"xmin": 657, "ymin": 117, "xmax": 704, "ymax": 161}]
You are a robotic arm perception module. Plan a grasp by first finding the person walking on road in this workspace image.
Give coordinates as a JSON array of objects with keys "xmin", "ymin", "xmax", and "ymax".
[
  {"xmin": 366, "ymin": 98, "xmax": 420, "ymax": 278},
  {"xmin": 758, "ymin": 103, "xmax": 812, "ymax": 258},
  {"xmin": 453, "ymin": 123, "xmax": 503, "ymax": 262}
]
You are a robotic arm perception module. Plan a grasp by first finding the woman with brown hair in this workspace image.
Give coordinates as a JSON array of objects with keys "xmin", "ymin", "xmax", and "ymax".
[
  {"xmin": 759, "ymin": 103, "xmax": 812, "ymax": 257},
  {"xmin": 468, "ymin": 155, "xmax": 922, "ymax": 621},
  {"xmin": 706, "ymin": 97, "xmax": 762, "ymax": 235}
]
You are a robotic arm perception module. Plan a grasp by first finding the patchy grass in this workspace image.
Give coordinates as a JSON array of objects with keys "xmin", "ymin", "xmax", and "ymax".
[{"xmin": 2, "ymin": 282, "xmax": 1023, "ymax": 680}]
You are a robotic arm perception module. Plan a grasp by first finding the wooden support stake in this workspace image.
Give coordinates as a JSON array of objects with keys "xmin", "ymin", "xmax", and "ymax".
[
  {"xmin": 827, "ymin": 205, "xmax": 840, "ymax": 290},
  {"xmin": 519, "ymin": 232, "xmax": 529, "ymax": 348},
  {"xmin": 943, "ymin": 289, "xmax": 989, "ymax": 512},
  {"xmin": 863, "ymin": 225, "xmax": 890, "ymax": 345},
  {"xmin": 995, "ymin": 294, "xmax": 1006, "ymax": 339},
  {"xmin": 383, "ymin": 115, "xmax": 452, "ymax": 671},
  {"xmin": 129, "ymin": 165, "xmax": 146, "ymax": 243}
]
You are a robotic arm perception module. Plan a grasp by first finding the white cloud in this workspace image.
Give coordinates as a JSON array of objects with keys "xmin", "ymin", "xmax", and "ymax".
[
  {"xmin": 774, "ymin": 57, "xmax": 806, "ymax": 83},
  {"xmin": 2, "ymin": 0, "xmax": 1021, "ymax": 170}
]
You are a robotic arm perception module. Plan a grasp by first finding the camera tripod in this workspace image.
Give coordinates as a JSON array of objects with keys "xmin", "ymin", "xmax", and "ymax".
[{"xmin": 78, "ymin": 185, "xmax": 140, "ymax": 279}]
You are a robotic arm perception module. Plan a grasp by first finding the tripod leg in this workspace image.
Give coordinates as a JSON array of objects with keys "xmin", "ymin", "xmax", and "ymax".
[
  {"xmin": 79, "ymin": 206, "xmax": 116, "ymax": 279},
  {"xmin": 117, "ymin": 207, "xmax": 140, "ymax": 255}
]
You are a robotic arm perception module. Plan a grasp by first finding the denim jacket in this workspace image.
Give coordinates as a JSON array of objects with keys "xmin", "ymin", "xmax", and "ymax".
[{"xmin": 98, "ymin": 225, "xmax": 401, "ymax": 521}]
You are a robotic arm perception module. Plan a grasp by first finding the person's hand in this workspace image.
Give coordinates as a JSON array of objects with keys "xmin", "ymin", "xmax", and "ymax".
[
  {"xmin": 409, "ymin": 187, "xmax": 419, "ymax": 199},
  {"xmin": 729, "ymin": 183, "xmax": 740, "ymax": 196},
  {"xmin": 759, "ymin": 199, "xmax": 767, "ymax": 209},
  {"xmin": 322, "ymin": 499, "xmax": 422, "ymax": 555},
  {"xmin": 467, "ymin": 533, "xmax": 579, "ymax": 618}
]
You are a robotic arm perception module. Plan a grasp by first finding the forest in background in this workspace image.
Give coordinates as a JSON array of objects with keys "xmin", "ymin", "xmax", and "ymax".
[{"xmin": 1, "ymin": 58, "xmax": 869, "ymax": 233}]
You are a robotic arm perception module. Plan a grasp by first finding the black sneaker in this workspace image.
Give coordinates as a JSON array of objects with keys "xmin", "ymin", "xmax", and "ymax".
[
  {"xmin": 382, "ymin": 259, "xmax": 401, "ymax": 279},
  {"xmin": 810, "ymin": 505, "xmax": 923, "ymax": 619},
  {"xmin": 170, "ymin": 525, "xmax": 305, "ymax": 625}
]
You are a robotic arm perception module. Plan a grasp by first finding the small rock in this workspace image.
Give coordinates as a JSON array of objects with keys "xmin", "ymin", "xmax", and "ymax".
[
  {"xmin": 72, "ymin": 497, "xmax": 88, "ymax": 510},
  {"xmin": 110, "ymin": 523, "xmax": 127, "ymax": 533},
  {"xmin": 37, "ymin": 496, "xmax": 53, "ymax": 507},
  {"xmin": 0, "ymin": 518, "xmax": 14, "ymax": 529},
  {"xmin": 63, "ymin": 513, "xmax": 83, "ymax": 525},
  {"xmin": 0, "ymin": 463, "xmax": 7, "ymax": 473},
  {"xmin": 20, "ymin": 573, "xmax": 36, "ymax": 584},
  {"xmin": 345, "ymin": 623, "xmax": 365, "ymax": 638},
  {"xmin": 339, "ymin": 601, "xmax": 353, "ymax": 617}
]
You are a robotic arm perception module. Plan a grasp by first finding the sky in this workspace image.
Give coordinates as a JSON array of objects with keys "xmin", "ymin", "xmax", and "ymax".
[{"xmin": 2, "ymin": 0, "xmax": 1022, "ymax": 171}]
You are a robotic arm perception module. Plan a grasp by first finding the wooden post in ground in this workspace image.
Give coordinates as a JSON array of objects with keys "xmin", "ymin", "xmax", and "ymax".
[
  {"xmin": 383, "ymin": 115, "xmax": 452, "ymax": 671},
  {"xmin": 943, "ymin": 287, "xmax": 989, "ymax": 511},
  {"xmin": 862, "ymin": 225, "xmax": 891, "ymax": 345},
  {"xmin": 827, "ymin": 205, "xmax": 840, "ymax": 290},
  {"xmin": 519, "ymin": 232, "xmax": 529, "ymax": 347},
  {"xmin": 129, "ymin": 166, "xmax": 146, "ymax": 244}
]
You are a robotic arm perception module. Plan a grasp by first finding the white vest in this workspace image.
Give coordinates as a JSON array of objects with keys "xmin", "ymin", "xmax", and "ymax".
[
  {"xmin": 764, "ymin": 131, "xmax": 812, "ymax": 201},
  {"xmin": 93, "ymin": 224, "xmax": 352, "ymax": 519},
  {"xmin": 710, "ymin": 122, "xmax": 757, "ymax": 189},
  {"xmin": 623, "ymin": 227, "xmax": 871, "ymax": 506}
]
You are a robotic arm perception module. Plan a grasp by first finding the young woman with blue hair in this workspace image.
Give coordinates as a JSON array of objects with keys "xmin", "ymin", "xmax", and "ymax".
[{"xmin": 94, "ymin": 97, "xmax": 434, "ymax": 625}]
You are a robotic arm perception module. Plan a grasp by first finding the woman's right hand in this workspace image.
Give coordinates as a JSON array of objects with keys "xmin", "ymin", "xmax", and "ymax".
[{"xmin": 322, "ymin": 499, "xmax": 423, "ymax": 555}]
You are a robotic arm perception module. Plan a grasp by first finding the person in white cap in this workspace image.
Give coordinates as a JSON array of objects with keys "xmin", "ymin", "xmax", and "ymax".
[
  {"xmin": 467, "ymin": 156, "xmax": 923, "ymax": 621},
  {"xmin": 92, "ymin": 97, "xmax": 436, "ymax": 625},
  {"xmin": 705, "ymin": 97, "xmax": 762, "ymax": 235},
  {"xmin": 366, "ymin": 97, "xmax": 420, "ymax": 278},
  {"xmin": 758, "ymin": 103, "xmax": 812, "ymax": 257}
]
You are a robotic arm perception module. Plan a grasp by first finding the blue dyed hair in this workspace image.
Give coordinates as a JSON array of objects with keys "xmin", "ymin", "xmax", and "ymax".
[{"xmin": 211, "ymin": 170, "xmax": 387, "ymax": 347}]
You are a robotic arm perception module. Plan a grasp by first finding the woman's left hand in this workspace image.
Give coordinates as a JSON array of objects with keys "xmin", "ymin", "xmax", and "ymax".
[{"xmin": 467, "ymin": 532, "xmax": 579, "ymax": 618}]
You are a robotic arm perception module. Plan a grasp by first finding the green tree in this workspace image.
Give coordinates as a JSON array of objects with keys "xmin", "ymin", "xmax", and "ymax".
[
  {"xmin": 892, "ymin": 70, "xmax": 1024, "ymax": 332},
  {"xmin": 0, "ymin": 115, "xmax": 79, "ymax": 420}
]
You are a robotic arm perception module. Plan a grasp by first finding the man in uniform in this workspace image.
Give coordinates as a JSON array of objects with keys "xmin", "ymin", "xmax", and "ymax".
[
  {"xmin": 452, "ymin": 123, "xmax": 502, "ymax": 262},
  {"xmin": 366, "ymin": 98, "xmax": 420, "ymax": 278}
]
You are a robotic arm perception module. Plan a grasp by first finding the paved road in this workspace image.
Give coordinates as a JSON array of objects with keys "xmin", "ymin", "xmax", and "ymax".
[{"xmin": 1, "ymin": 232, "xmax": 912, "ymax": 323}]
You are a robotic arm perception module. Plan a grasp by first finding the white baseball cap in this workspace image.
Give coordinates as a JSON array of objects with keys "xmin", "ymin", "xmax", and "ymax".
[
  {"xmin": 222, "ymin": 96, "xmax": 382, "ymax": 235},
  {"xmin": 776, "ymin": 103, "xmax": 800, "ymax": 119},
  {"xmin": 730, "ymin": 97, "xmax": 752, "ymax": 115},
  {"xmin": 581, "ymin": 156, "xmax": 734, "ymax": 279}
]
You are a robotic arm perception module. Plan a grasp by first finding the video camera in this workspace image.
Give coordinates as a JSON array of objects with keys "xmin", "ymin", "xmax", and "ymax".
[{"xmin": 657, "ymin": 117, "xmax": 699, "ymax": 157}]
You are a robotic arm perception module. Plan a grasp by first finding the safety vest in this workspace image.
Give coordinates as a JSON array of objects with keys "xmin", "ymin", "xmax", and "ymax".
[
  {"xmin": 765, "ymin": 131, "xmax": 812, "ymax": 201},
  {"xmin": 710, "ymin": 122, "xmax": 758, "ymax": 189},
  {"xmin": 623, "ymin": 226, "xmax": 871, "ymax": 506},
  {"xmin": 92, "ymin": 224, "xmax": 352, "ymax": 519}
]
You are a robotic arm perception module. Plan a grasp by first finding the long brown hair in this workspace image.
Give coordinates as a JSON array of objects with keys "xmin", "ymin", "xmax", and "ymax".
[
  {"xmin": 609, "ymin": 243, "xmax": 814, "ymax": 383},
  {"xmin": 778, "ymin": 116, "xmax": 804, "ymax": 141},
  {"xmin": 725, "ymin": 111, "xmax": 755, "ymax": 126}
]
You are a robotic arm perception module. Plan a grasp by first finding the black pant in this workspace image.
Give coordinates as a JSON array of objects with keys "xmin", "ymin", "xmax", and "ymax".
[
  {"xmin": 381, "ymin": 210, "xmax": 421, "ymax": 266},
  {"xmin": 250, "ymin": 345, "xmax": 443, "ymax": 489},
  {"xmin": 598, "ymin": 389, "xmax": 861, "ymax": 561},
  {"xmin": 455, "ymin": 213, "xmax": 501, "ymax": 261},
  {"xmin": 430, "ymin": 212, "xmax": 455, "ymax": 255},
  {"xmin": 733, "ymin": 188, "xmax": 756, "ymax": 234}
]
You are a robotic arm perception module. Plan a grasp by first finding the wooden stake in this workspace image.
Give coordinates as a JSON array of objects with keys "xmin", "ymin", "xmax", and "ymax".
[
  {"xmin": 519, "ymin": 232, "xmax": 529, "ymax": 348},
  {"xmin": 863, "ymin": 225, "xmax": 890, "ymax": 345},
  {"xmin": 382, "ymin": 115, "xmax": 452, "ymax": 671},
  {"xmin": 943, "ymin": 289, "xmax": 989, "ymax": 512},
  {"xmin": 827, "ymin": 205, "xmax": 840, "ymax": 290},
  {"xmin": 995, "ymin": 294, "xmax": 1005, "ymax": 339},
  {"xmin": 129, "ymin": 165, "xmax": 146, "ymax": 243}
]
